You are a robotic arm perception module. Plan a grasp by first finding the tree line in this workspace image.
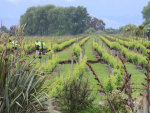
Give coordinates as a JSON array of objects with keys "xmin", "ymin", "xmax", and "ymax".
[{"xmin": 19, "ymin": 5, "xmax": 105, "ymax": 36}]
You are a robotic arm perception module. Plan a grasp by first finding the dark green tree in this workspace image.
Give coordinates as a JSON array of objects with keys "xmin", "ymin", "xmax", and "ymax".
[
  {"xmin": 69, "ymin": 6, "xmax": 89, "ymax": 35},
  {"xmin": 142, "ymin": 1, "xmax": 150, "ymax": 26},
  {"xmin": 20, "ymin": 5, "xmax": 103, "ymax": 35},
  {"xmin": 1, "ymin": 26, "xmax": 9, "ymax": 33}
]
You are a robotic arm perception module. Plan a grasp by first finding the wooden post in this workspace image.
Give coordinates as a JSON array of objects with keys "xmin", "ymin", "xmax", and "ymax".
[
  {"xmin": 76, "ymin": 37, "xmax": 77, "ymax": 43},
  {"xmin": 128, "ymin": 47, "xmax": 129, "ymax": 52},
  {"xmin": 51, "ymin": 38, "xmax": 52, "ymax": 49},
  {"xmin": 78, "ymin": 55, "xmax": 79, "ymax": 63},
  {"xmin": 27, "ymin": 39, "xmax": 29, "ymax": 44},
  {"xmin": 108, "ymin": 64, "xmax": 110, "ymax": 77},
  {"xmin": 140, "ymin": 48, "xmax": 141, "ymax": 53},
  {"xmin": 107, "ymin": 47, "xmax": 108, "ymax": 53},
  {"xmin": 58, "ymin": 64, "xmax": 60, "ymax": 77},
  {"xmin": 49, "ymin": 52, "xmax": 51, "ymax": 59},
  {"xmin": 117, "ymin": 51, "xmax": 119, "ymax": 65},
  {"xmin": 113, "ymin": 50, "xmax": 115, "ymax": 58},
  {"xmin": 142, "ymin": 38, "xmax": 143, "ymax": 44},
  {"xmin": 71, "ymin": 53, "xmax": 74, "ymax": 72},
  {"xmin": 80, "ymin": 52, "xmax": 82, "ymax": 63},
  {"xmin": 71, "ymin": 59, "xmax": 73, "ymax": 72},
  {"xmin": 23, "ymin": 42, "xmax": 25, "ymax": 49},
  {"xmin": 112, "ymin": 68, "xmax": 114, "ymax": 76}
]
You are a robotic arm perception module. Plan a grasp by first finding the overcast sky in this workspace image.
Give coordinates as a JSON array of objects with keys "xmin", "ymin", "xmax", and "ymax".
[{"xmin": 0, "ymin": 0, "xmax": 149, "ymax": 29}]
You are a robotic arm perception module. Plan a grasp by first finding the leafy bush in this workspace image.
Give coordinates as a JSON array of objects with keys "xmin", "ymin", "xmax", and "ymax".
[
  {"xmin": 55, "ymin": 75, "xmax": 96, "ymax": 113},
  {"xmin": 103, "ymin": 90, "xmax": 127, "ymax": 112},
  {"xmin": 103, "ymin": 75, "xmax": 117, "ymax": 93},
  {"xmin": 50, "ymin": 55, "xmax": 88, "ymax": 97},
  {"xmin": 85, "ymin": 27, "xmax": 96, "ymax": 34}
]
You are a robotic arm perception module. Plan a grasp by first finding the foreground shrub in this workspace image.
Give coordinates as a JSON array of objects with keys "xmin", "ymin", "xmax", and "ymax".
[
  {"xmin": 0, "ymin": 22, "xmax": 49, "ymax": 113},
  {"xmin": 55, "ymin": 76, "xmax": 96, "ymax": 113},
  {"xmin": 0, "ymin": 50, "xmax": 49, "ymax": 113},
  {"xmin": 103, "ymin": 90, "xmax": 127, "ymax": 112}
]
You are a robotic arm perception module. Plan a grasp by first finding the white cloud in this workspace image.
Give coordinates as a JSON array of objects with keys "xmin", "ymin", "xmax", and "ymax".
[
  {"xmin": 90, "ymin": 14, "xmax": 96, "ymax": 17},
  {"xmin": 102, "ymin": 18, "xmax": 124, "ymax": 29},
  {"xmin": 6, "ymin": 0, "xmax": 21, "ymax": 2},
  {"xmin": 65, "ymin": 0, "xmax": 74, "ymax": 2},
  {"xmin": 89, "ymin": 14, "xmax": 124, "ymax": 28}
]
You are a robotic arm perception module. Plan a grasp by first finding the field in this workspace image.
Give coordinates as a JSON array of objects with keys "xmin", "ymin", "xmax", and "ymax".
[{"xmin": 1, "ymin": 32, "xmax": 150, "ymax": 113}]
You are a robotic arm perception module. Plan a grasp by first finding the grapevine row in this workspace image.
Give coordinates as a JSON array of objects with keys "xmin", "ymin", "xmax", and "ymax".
[{"xmin": 100, "ymin": 36, "xmax": 148, "ymax": 66}]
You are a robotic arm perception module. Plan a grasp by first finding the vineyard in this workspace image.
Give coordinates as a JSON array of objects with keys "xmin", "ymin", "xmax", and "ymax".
[{"xmin": 1, "ymin": 24, "xmax": 150, "ymax": 113}]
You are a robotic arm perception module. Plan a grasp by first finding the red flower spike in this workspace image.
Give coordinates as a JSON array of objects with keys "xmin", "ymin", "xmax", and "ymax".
[
  {"xmin": 93, "ymin": 72, "xmax": 96, "ymax": 75},
  {"xmin": 94, "ymin": 77, "xmax": 98, "ymax": 80},
  {"xmin": 140, "ymin": 93, "xmax": 143, "ymax": 96},
  {"xmin": 134, "ymin": 98, "xmax": 137, "ymax": 101},
  {"xmin": 97, "ymin": 83, "xmax": 101, "ymax": 86},
  {"xmin": 100, "ymin": 90, "xmax": 103, "ymax": 92},
  {"xmin": 145, "ymin": 78, "xmax": 147, "ymax": 80},
  {"xmin": 133, "ymin": 89, "xmax": 136, "ymax": 92},
  {"xmin": 10, "ymin": 26, "xmax": 13, "ymax": 30},
  {"xmin": 145, "ymin": 73, "xmax": 147, "ymax": 76}
]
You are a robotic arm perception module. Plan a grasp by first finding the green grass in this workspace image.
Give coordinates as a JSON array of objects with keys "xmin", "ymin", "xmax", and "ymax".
[
  {"xmin": 124, "ymin": 62, "xmax": 146, "ymax": 98},
  {"xmin": 45, "ymin": 64, "xmax": 76, "ymax": 84},
  {"xmin": 19, "ymin": 52, "xmax": 51, "ymax": 64},
  {"xmin": 85, "ymin": 63, "xmax": 109, "ymax": 105},
  {"xmin": 57, "ymin": 46, "xmax": 73, "ymax": 61},
  {"xmin": 97, "ymin": 36, "xmax": 146, "ymax": 98},
  {"xmin": 84, "ymin": 38, "xmax": 97, "ymax": 61}
]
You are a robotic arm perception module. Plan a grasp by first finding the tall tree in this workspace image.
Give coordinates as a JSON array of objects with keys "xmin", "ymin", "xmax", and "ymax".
[
  {"xmin": 70, "ymin": 6, "xmax": 89, "ymax": 35},
  {"xmin": 87, "ymin": 16, "xmax": 105, "ymax": 31},
  {"xmin": 1, "ymin": 26, "xmax": 9, "ymax": 33},
  {"xmin": 20, "ymin": 5, "xmax": 104, "ymax": 35},
  {"xmin": 142, "ymin": 1, "xmax": 150, "ymax": 25}
]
